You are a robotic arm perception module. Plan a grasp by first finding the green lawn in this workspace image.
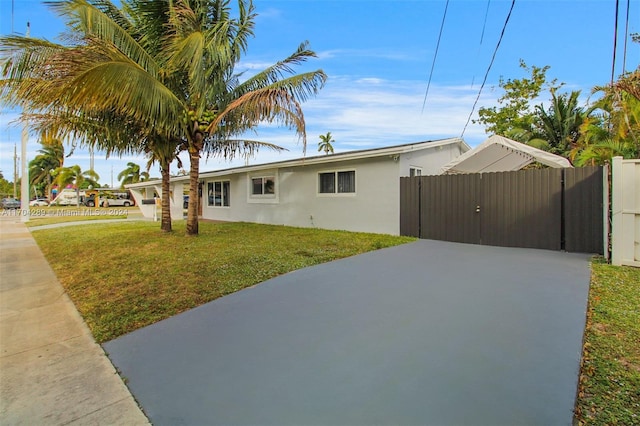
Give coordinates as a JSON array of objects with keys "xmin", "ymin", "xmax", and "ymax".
[
  {"xmin": 31, "ymin": 221, "xmax": 415, "ymax": 342},
  {"xmin": 574, "ymin": 259, "xmax": 640, "ymax": 425}
]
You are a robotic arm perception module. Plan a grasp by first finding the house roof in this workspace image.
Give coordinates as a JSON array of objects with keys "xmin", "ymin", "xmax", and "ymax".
[
  {"xmin": 127, "ymin": 137, "xmax": 469, "ymax": 188},
  {"xmin": 439, "ymin": 135, "xmax": 572, "ymax": 175}
]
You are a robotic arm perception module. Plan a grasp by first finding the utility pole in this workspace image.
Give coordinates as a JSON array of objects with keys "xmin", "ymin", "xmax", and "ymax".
[
  {"xmin": 20, "ymin": 22, "xmax": 31, "ymax": 222},
  {"xmin": 13, "ymin": 143, "xmax": 18, "ymax": 197}
]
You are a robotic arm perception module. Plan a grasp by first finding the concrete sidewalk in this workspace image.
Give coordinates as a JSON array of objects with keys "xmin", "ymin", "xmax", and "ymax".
[{"xmin": 0, "ymin": 217, "xmax": 149, "ymax": 425}]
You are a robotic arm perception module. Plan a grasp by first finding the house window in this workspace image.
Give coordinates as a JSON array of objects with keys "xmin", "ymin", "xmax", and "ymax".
[
  {"xmin": 409, "ymin": 167, "xmax": 422, "ymax": 177},
  {"xmin": 318, "ymin": 171, "xmax": 355, "ymax": 194},
  {"xmin": 207, "ymin": 181, "xmax": 230, "ymax": 207},
  {"xmin": 251, "ymin": 176, "xmax": 275, "ymax": 196}
]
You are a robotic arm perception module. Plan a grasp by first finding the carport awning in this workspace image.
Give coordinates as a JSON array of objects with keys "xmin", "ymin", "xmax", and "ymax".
[{"xmin": 441, "ymin": 135, "xmax": 572, "ymax": 174}]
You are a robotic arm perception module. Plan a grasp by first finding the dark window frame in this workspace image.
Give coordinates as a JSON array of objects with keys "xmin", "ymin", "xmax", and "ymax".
[
  {"xmin": 318, "ymin": 170, "xmax": 356, "ymax": 194},
  {"xmin": 207, "ymin": 180, "xmax": 230, "ymax": 207}
]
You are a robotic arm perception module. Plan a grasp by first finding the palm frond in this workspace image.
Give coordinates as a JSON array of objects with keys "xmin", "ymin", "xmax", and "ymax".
[
  {"xmin": 210, "ymin": 86, "xmax": 307, "ymax": 145},
  {"xmin": 204, "ymin": 138, "xmax": 286, "ymax": 161},
  {"xmin": 236, "ymin": 43, "xmax": 325, "ymax": 95},
  {"xmin": 47, "ymin": 0, "xmax": 161, "ymax": 76}
]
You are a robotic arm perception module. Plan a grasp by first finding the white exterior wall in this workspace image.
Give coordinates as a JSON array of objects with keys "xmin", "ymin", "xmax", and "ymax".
[
  {"xmin": 130, "ymin": 182, "xmax": 185, "ymax": 221},
  {"xmin": 200, "ymin": 144, "xmax": 462, "ymax": 235},
  {"xmin": 130, "ymin": 141, "xmax": 467, "ymax": 234},
  {"xmin": 611, "ymin": 157, "xmax": 640, "ymax": 267},
  {"xmin": 202, "ymin": 157, "xmax": 402, "ymax": 234},
  {"xmin": 398, "ymin": 143, "xmax": 465, "ymax": 176}
]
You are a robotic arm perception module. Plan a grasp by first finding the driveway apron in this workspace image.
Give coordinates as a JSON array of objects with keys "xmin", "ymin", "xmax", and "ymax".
[{"xmin": 104, "ymin": 239, "xmax": 591, "ymax": 426}]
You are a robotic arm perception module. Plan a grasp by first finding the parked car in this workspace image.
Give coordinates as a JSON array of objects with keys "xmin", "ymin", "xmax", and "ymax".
[
  {"xmin": 100, "ymin": 194, "xmax": 134, "ymax": 207},
  {"xmin": 1, "ymin": 198, "xmax": 21, "ymax": 209},
  {"xmin": 83, "ymin": 194, "xmax": 97, "ymax": 207},
  {"xmin": 29, "ymin": 198, "xmax": 49, "ymax": 207}
]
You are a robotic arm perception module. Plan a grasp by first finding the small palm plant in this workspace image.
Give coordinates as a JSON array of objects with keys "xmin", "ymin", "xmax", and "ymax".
[
  {"xmin": 318, "ymin": 132, "xmax": 335, "ymax": 155},
  {"xmin": 118, "ymin": 162, "xmax": 150, "ymax": 187},
  {"xmin": 53, "ymin": 165, "xmax": 100, "ymax": 206}
]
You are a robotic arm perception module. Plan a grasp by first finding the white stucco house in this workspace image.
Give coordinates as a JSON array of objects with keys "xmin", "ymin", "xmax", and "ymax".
[{"xmin": 127, "ymin": 137, "xmax": 470, "ymax": 235}]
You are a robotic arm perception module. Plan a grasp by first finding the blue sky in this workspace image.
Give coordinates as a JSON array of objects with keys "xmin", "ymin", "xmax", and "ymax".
[{"xmin": 1, "ymin": 0, "xmax": 639, "ymax": 187}]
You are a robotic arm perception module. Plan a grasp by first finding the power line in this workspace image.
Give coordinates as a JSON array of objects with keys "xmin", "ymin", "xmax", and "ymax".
[
  {"xmin": 471, "ymin": 0, "xmax": 492, "ymax": 88},
  {"xmin": 611, "ymin": 0, "xmax": 620, "ymax": 84},
  {"xmin": 479, "ymin": 0, "xmax": 491, "ymax": 46},
  {"xmin": 421, "ymin": 0, "xmax": 450, "ymax": 114},
  {"xmin": 622, "ymin": 0, "xmax": 630, "ymax": 73},
  {"xmin": 461, "ymin": 0, "xmax": 516, "ymax": 139}
]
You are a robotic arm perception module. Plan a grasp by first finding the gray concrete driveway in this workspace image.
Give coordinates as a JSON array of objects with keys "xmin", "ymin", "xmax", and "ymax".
[{"xmin": 103, "ymin": 239, "xmax": 591, "ymax": 425}]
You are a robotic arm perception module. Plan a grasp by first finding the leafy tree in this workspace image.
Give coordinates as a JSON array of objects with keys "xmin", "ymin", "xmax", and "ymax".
[
  {"xmin": 29, "ymin": 133, "xmax": 65, "ymax": 198},
  {"xmin": 118, "ymin": 162, "xmax": 149, "ymax": 187},
  {"xmin": 318, "ymin": 132, "xmax": 335, "ymax": 155},
  {"xmin": 0, "ymin": 171, "xmax": 13, "ymax": 198},
  {"xmin": 475, "ymin": 60, "xmax": 559, "ymax": 142},
  {"xmin": 573, "ymin": 83, "xmax": 640, "ymax": 165},
  {"xmin": 52, "ymin": 165, "xmax": 100, "ymax": 206}
]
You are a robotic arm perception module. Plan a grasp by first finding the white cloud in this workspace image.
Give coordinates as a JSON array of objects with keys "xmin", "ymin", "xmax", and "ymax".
[
  {"xmin": 316, "ymin": 48, "xmax": 426, "ymax": 62},
  {"xmin": 237, "ymin": 60, "xmax": 278, "ymax": 71},
  {"xmin": 200, "ymin": 76, "xmax": 497, "ymax": 171},
  {"xmin": 253, "ymin": 7, "xmax": 282, "ymax": 20}
]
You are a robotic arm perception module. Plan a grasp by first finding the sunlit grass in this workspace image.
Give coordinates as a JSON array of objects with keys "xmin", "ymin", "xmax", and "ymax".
[
  {"xmin": 574, "ymin": 259, "xmax": 640, "ymax": 425},
  {"xmin": 32, "ymin": 221, "xmax": 415, "ymax": 343}
]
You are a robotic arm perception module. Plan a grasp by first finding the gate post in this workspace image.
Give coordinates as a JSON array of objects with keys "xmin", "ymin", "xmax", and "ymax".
[{"xmin": 611, "ymin": 156, "xmax": 640, "ymax": 266}]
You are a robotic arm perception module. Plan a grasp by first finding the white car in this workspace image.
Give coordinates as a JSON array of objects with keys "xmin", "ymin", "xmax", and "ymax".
[
  {"xmin": 100, "ymin": 195, "xmax": 134, "ymax": 207},
  {"xmin": 29, "ymin": 198, "xmax": 49, "ymax": 207}
]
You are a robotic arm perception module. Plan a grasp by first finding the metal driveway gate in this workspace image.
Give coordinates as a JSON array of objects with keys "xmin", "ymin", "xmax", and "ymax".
[{"xmin": 400, "ymin": 167, "xmax": 604, "ymax": 253}]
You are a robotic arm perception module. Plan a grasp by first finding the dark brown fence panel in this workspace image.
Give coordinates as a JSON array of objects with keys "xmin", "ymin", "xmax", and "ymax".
[
  {"xmin": 564, "ymin": 166, "xmax": 604, "ymax": 254},
  {"xmin": 421, "ymin": 174, "xmax": 481, "ymax": 244},
  {"xmin": 399, "ymin": 166, "xmax": 604, "ymax": 253},
  {"xmin": 481, "ymin": 168, "xmax": 563, "ymax": 250},
  {"xmin": 400, "ymin": 177, "xmax": 420, "ymax": 237}
]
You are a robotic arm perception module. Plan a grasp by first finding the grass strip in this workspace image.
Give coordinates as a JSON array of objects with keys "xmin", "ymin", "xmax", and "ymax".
[{"xmin": 574, "ymin": 259, "xmax": 640, "ymax": 425}]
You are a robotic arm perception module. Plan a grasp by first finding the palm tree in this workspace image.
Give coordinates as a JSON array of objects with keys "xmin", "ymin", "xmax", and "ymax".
[
  {"xmin": 142, "ymin": 135, "xmax": 184, "ymax": 232},
  {"xmin": 118, "ymin": 162, "xmax": 149, "ymax": 187},
  {"xmin": 1, "ymin": 0, "xmax": 181, "ymax": 231},
  {"xmin": 53, "ymin": 165, "xmax": 100, "ymax": 206},
  {"xmin": 0, "ymin": 0, "xmax": 326, "ymax": 236},
  {"xmin": 615, "ymin": 69, "xmax": 640, "ymax": 101},
  {"xmin": 532, "ymin": 89, "xmax": 585, "ymax": 158},
  {"xmin": 163, "ymin": 0, "xmax": 327, "ymax": 235},
  {"xmin": 318, "ymin": 132, "xmax": 335, "ymax": 155},
  {"xmin": 29, "ymin": 134, "xmax": 65, "ymax": 198},
  {"xmin": 573, "ymin": 83, "xmax": 640, "ymax": 165},
  {"xmin": 573, "ymin": 140, "xmax": 636, "ymax": 166}
]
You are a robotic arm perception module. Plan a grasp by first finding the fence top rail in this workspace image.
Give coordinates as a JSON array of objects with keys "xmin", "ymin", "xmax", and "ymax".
[{"xmin": 613, "ymin": 156, "xmax": 640, "ymax": 164}]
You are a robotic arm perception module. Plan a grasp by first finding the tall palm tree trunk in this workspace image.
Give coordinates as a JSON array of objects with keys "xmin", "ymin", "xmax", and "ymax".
[
  {"xmin": 46, "ymin": 174, "xmax": 52, "ymax": 200},
  {"xmin": 186, "ymin": 134, "xmax": 202, "ymax": 236},
  {"xmin": 160, "ymin": 164, "xmax": 172, "ymax": 232}
]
